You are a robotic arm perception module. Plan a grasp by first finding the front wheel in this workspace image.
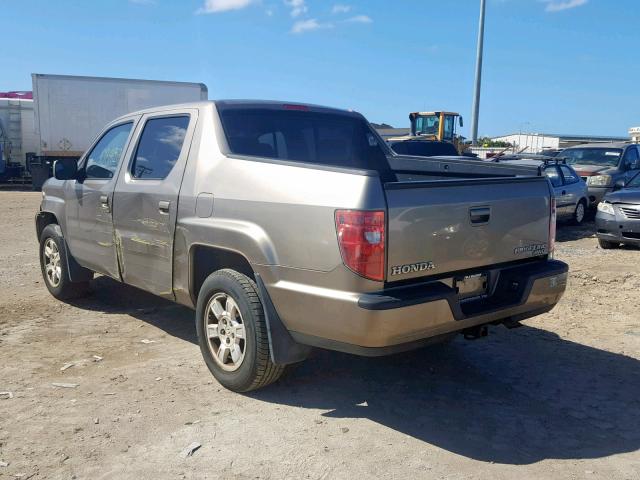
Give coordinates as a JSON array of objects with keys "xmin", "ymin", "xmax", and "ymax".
[
  {"xmin": 39, "ymin": 224, "xmax": 91, "ymax": 300},
  {"xmin": 196, "ymin": 269, "xmax": 285, "ymax": 392}
]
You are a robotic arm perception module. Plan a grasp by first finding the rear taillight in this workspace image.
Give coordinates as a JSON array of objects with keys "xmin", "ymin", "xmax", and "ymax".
[
  {"xmin": 335, "ymin": 210, "xmax": 385, "ymax": 282},
  {"xmin": 549, "ymin": 197, "xmax": 556, "ymax": 256}
]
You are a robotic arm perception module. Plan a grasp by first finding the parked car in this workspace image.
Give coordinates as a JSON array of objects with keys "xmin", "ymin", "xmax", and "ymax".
[
  {"xmin": 36, "ymin": 100, "xmax": 567, "ymax": 392},
  {"xmin": 560, "ymin": 143, "xmax": 640, "ymax": 206},
  {"xmin": 595, "ymin": 172, "xmax": 640, "ymax": 249},
  {"xmin": 492, "ymin": 155, "xmax": 589, "ymax": 225}
]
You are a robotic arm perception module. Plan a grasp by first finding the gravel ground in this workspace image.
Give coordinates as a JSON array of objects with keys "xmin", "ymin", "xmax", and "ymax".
[{"xmin": 0, "ymin": 191, "xmax": 639, "ymax": 480}]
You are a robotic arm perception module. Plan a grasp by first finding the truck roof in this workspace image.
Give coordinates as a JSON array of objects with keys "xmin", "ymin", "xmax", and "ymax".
[{"xmin": 112, "ymin": 100, "xmax": 362, "ymax": 122}]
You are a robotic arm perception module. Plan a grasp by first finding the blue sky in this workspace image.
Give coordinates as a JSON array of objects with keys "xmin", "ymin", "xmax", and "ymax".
[{"xmin": 2, "ymin": 0, "xmax": 638, "ymax": 137}]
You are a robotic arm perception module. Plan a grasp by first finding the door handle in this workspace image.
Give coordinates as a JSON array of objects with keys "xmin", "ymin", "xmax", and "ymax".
[
  {"xmin": 100, "ymin": 195, "xmax": 110, "ymax": 212},
  {"xmin": 470, "ymin": 206, "xmax": 491, "ymax": 225},
  {"xmin": 158, "ymin": 200, "xmax": 171, "ymax": 214}
]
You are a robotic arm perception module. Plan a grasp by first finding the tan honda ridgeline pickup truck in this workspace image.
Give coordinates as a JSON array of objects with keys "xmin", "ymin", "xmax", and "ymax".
[{"xmin": 36, "ymin": 100, "xmax": 568, "ymax": 392}]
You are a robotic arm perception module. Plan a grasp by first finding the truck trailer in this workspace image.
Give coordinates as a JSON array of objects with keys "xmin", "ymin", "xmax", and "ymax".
[{"xmin": 30, "ymin": 73, "xmax": 208, "ymax": 187}]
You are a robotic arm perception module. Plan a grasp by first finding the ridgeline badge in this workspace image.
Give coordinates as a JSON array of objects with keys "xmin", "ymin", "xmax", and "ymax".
[{"xmin": 514, "ymin": 244, "xmax": 548, "ymax": 256}]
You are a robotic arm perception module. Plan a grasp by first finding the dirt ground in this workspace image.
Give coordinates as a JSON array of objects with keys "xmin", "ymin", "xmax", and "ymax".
[{"xmin": 0, "ymin": 191, "xmax": 639, "ymax": 480}]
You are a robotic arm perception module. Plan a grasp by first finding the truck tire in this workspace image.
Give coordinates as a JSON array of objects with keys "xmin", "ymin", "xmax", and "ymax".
[
  {"xmin": 598, "ymin": 238, "xmax": 619, "ymax": 249},
  {"xmin": 196, "ymin": 269, "xmax": 285, "ymax": 392},
  {"xmin": 39, "ymin": 224, "xmax": 91, "ymax": 300}
]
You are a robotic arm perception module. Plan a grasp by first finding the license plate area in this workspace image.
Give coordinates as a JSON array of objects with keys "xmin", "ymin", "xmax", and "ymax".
[{"xmin": 455, "ymin": 273, "xmax": 488, "ymax": 301}]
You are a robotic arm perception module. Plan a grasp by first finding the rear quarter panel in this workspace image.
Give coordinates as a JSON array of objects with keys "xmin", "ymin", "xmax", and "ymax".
[{"xmin": 173, "ymin": 103, "xmax": 387, "ymax": 306}]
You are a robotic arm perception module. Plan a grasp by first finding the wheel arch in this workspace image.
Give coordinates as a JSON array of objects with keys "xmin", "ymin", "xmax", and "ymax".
[
  {"xmin": 35, "ymin": 211, "xmax": 59, "ymax": 239},
  {"xmin": 37, "ymin": 215, "xmax": 93, "ymax": 283},
  {"xmin": 190, "ymin": 244, "xmax": 255, "ymax": 304}
]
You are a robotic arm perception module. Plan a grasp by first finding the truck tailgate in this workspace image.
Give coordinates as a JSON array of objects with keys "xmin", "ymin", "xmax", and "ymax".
[{"xmin": 385, "ymin": 177, "xmax": 552, "ymax": 281}]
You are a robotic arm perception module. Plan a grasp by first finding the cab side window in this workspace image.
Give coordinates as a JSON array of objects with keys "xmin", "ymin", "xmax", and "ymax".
[
  {"xmin": 84, "ymin": 123, "xmax": 133, "ymax": 179},
  {"xmin": 130, "ymin": 116, "xmax": 190, "ymax": 180},
  {"xmin": 559, "ymin": 165, "xmax": 580, "ymax": 185}
]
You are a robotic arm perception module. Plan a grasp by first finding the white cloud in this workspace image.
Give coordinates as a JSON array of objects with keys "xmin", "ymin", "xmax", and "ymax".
[
  {"xmin": 331, "ymin": 4, "xmax": 351, "ymax": 14},
  {"xmin": 291, "ymin": 18, "xmax": 332, "ymax": 34},
  {"xmin": 197, "ymin": 0, "xmax": 256, "ymax": 14},
  {"xmin": 345, "ymin": 14, "xmax": 372, "ymax": 24},
  {"xmin": 284, "ymin": 0, "xmax": 307, "ymax": 17},
  {"xmin": 541, "ymin": 0, "xmax": 588, "ymax": 12}
]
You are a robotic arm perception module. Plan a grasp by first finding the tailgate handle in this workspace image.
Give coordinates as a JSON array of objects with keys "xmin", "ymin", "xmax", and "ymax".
[{"xmin": 470, "ymin": 207, "xmax": 490, "ymax": 225}]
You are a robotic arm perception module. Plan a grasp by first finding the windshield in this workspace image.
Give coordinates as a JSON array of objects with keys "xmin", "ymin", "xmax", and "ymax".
[
  {"xmin": 563, "ymin": 148, "xmax": 622, "ymax": 167},
  {"xmin": 414, "ymin": 115, "xmax": 439, "ymax": 136},
  {"xmin": 219, "ymin": 107, "xmax": 391, "ymax": 172},
  {"xmin": 628, "ymin": 172, "xmax": 640, "ymax": 188}
]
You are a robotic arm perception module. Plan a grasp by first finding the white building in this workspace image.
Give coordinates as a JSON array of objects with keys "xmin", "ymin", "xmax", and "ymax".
[
  {"xmin": 490, "ymin": 132, "xmax": 629, "ymax": 154},
  {"xmin": 630, "ymin": 127, "xmax": 640, "ymax": 143}
]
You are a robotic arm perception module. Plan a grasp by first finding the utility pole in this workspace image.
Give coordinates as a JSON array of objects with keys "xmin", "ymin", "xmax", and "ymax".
[{"xmin": 470, "ymin": 0, "xmax": 486, "ymax": 146}]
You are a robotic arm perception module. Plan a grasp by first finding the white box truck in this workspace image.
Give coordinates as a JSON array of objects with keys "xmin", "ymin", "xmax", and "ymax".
[{"xmin": 31, "ymin": 73, "xmax": 208, "ymax": 159}]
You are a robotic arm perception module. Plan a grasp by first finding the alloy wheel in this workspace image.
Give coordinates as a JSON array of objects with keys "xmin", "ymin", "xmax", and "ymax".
[
  {"xmin": 205, "ymin": 292, "xmax": 247, "ymax": 371},
  {"xmin": 43, "ymin": 238, "xmax": 62, "ymax": 287}
]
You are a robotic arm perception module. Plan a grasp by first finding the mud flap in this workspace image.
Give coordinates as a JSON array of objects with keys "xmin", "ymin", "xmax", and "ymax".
[{"xmin": 255, "ymin": 274, "xmax": 312, "ymax": 366}]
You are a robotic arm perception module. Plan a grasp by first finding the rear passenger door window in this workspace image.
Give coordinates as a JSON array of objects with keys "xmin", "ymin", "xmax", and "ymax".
[
  {"xmin": 130, "ymin": 116, "xmax": 190, "ymax": 179},
  {"xmin": 544, "ymin": 166, "xmax": 562, "ymax": 188}
]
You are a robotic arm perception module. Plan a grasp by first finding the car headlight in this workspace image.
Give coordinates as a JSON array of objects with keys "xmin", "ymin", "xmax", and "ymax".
[
  {"xmin": 588, "ymin": 175, "xmax": 613, "ymax": 187},
  {"xmin": 597, "ymin": 202, "xmax": 615, "ymax": 215}
]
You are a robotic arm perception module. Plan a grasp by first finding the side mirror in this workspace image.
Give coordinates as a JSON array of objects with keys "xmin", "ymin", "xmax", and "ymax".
[
  {"xmin": 459, "ymin": 116, "xmax": 464, "ymax": 128},
  {"xmin": 613, "ymin": 179, "xmax": 625, "ymax": 191},
  {"xmin": 54, "ymin": 158, "xmax": 78, "ymax": 180}
]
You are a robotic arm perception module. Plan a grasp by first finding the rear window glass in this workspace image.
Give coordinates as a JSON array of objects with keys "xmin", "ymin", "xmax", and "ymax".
[
  {"xmin": 391, "ymin": 141, "xmax": 458, "ymax": 157},
  {"xmin": 544, "ymin": 166, "xmax": 562, "ymax": 187},
  {"xmin": 219, "ymin": 108, "xmax": 390, "ymax": 170}
]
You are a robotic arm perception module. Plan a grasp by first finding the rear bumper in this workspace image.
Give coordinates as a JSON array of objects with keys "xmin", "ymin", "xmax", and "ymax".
[{"xmin": 266, "ymin": 260, "xmax": 568, "ymax": 354}]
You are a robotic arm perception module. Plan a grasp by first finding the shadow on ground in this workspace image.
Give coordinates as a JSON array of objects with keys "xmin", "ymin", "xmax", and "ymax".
[
  {"xmin": 69, "ymin": 276, "xmax": 197, "ymax": 344},
  {"xmin": 72, "ymin": 276, "xmax": 640, "ymax": 466},
  {"xmin": 556, "ymin": 218, "xmax": 597, "ymax": 242}
]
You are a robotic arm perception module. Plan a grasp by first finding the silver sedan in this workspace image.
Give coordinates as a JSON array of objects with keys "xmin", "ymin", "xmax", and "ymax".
[
  {"xmin": 544, "ymin": 163, "xmax": 590, "ymax": 225},
  {"xmin": 495, "ymin": 156, "xmax": 589, "ymax": 225}
]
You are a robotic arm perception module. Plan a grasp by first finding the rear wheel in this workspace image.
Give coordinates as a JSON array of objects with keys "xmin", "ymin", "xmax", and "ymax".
[
  {"xmin": 573, "ymin": 200, "xmax": 586, "ymax": 225},
  {"xmin": 196, "ymin": 269, "xmax": 285, "ymax": 392},
  {"xmin": 598, "ymin": 238, "xmax": 619, "ymax": 249},
  {"xmin": 39, "ymin": 224, "xmax": 91, "ymax": 300}
]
